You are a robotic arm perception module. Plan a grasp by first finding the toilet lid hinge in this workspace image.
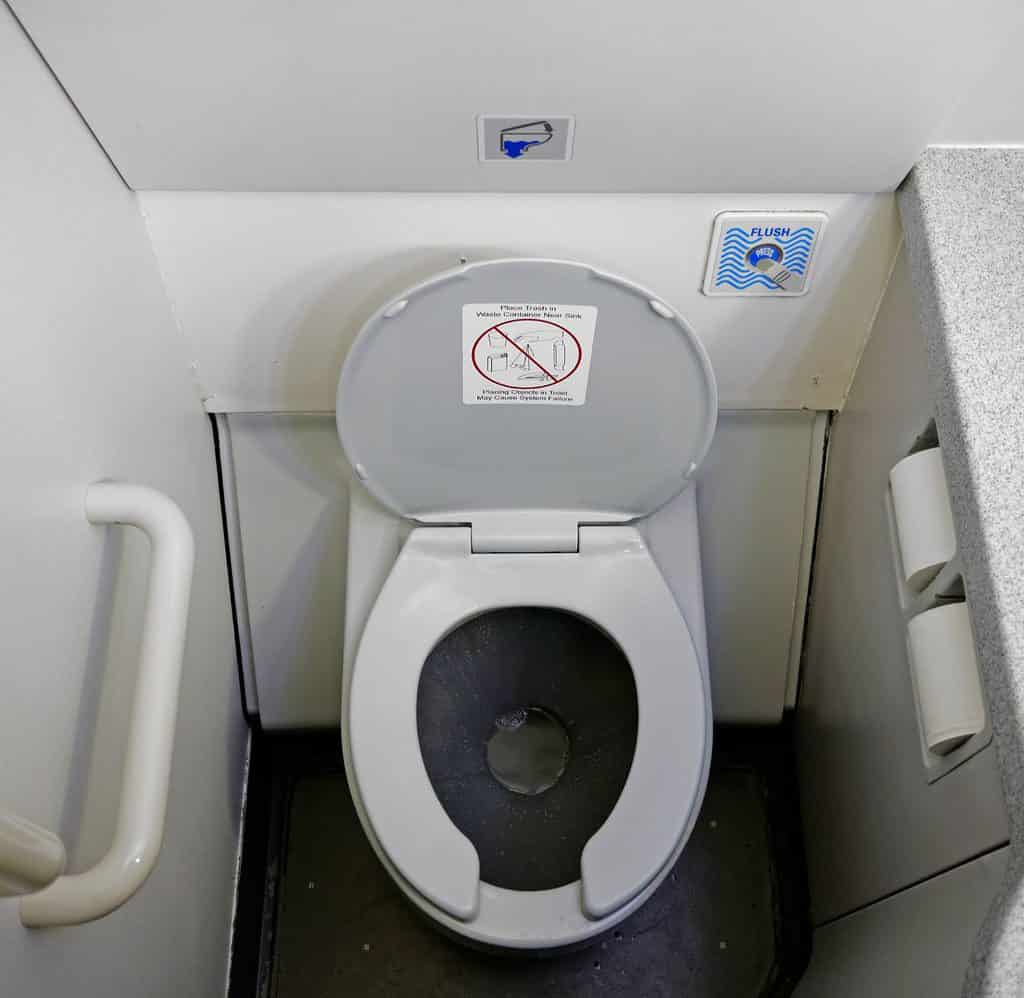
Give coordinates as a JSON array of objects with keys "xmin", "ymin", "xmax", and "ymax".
[{"xmin": 469, "ymin": 511, "xmax": 581, "ymax": 554}]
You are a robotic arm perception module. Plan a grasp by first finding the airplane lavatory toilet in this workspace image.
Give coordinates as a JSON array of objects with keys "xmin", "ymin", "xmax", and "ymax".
[{"xmin": 336, "ymin": 258, "xmax": 718, "ymax": 950}]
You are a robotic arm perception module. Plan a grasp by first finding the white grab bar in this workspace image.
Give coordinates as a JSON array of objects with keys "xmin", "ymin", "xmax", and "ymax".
[
  {"xmin": 0, "ymin": 814, "xmax": 66, "ymax": 897},
  {"xmin": 16, "ymin": 482, "xmax": 195, "ymax": 928}
]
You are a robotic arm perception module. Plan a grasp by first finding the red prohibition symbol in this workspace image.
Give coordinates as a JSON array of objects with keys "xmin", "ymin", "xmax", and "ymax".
[{"xmin": 471, "ymin": 317, "xmax": 583, "ymax": 390}]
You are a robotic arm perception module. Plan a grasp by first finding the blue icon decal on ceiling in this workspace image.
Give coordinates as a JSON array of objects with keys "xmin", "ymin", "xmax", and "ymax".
[
  {"xmin": 715, "ymin": 226, "xmax": 815, "ymax": 290},
  {"xmin": 499, "ymin": 120, "xmax": 554, "ymax": 158}
]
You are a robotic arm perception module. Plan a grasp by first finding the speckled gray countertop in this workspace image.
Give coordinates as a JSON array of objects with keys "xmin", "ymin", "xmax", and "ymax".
[{"xmin": 898, "ymin": 148, "xmax": 1024, "ymax": 997}]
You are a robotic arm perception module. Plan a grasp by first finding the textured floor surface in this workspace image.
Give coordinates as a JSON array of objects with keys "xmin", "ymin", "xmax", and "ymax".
[{"xmin": 270, "ymin": 743, "xmax": 785, "ymax": 998}]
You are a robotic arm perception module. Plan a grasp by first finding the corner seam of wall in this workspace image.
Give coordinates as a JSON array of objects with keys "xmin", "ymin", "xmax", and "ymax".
[
  {"xmin": 837, "ymin": 226, "xmax": 905, "ymax": 413},
  {"xmin": 2, "ymin": 0, "xmax": 132, "ymax": 191},
  {"xmin": 135, "ymin": 196, "xmax": 212, "ymax": 407}
]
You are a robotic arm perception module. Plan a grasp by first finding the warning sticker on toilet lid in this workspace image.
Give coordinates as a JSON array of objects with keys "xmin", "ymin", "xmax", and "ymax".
[{"xmin": 462, "ymin": 303, "xmax": 597, "ymax": 405}]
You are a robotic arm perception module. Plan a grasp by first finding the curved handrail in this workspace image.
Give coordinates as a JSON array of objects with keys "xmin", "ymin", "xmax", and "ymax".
[
  {"xmin": 0, "ymin": 813, "xmax": 66, "ymax": 897},
  {"xmin": 19, "ymin": 482, "xmax": 194, "ymax": 928}
]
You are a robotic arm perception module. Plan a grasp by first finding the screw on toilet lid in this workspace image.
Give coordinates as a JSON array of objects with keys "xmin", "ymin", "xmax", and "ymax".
[{"xmin": 336, "ymin": 258, "xmax": 718, "ymax": 526}]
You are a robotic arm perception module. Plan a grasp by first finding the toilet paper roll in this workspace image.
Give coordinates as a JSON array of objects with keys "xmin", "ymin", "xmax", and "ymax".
[
  {"xmin": 890, "ymin": 448, "xmax": 957, "ymax": 592},
  {"xmin": 907, "ymin": 603, "xmax": 985, "ymax": 756}
]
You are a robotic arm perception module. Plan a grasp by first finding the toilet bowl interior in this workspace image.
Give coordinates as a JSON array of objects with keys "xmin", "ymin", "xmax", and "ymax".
[{"xmin": 417, "ymin": 607, "xmax": 639, "ymax": 892}]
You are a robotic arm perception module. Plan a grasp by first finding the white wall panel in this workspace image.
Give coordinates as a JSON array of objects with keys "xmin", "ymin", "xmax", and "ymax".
[
  {"xmin": 796, "ymin": 849, "xmax": 1008, "ymax": 998},
  {"xmin": 10, "ymin": 0, "xmax": 1021, "ymax": 192},
  {"xmin": 698, "ymin": 411, "xmax": 824, "ymax": 722},
  {"xmin": 0, "ymin": 7, "xmax": 246, "ymax": 994},
  {"xmin": 227, "ymin": 415, "xmax": 350, "ymax": 729},
  {"xmin": 139, "ymin": 191, "xmax": 900, "ymax": 413},
  {"xmin": 225, "ymin": 411, "xmax": 819, "ymax": 728},
  {"xmin": 797, "ymin": 249, "xmax": 1008, "ymax": 924}
]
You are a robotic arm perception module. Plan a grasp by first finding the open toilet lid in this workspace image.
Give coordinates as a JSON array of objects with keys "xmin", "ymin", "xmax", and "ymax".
[{"xmin": 337, "ymin": 258, "xmax": 717, "ymax": 525}]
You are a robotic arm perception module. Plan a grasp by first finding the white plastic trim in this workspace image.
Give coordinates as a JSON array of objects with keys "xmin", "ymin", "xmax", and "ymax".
[{"xmin": 19, "ymin": 482, "xmax": 195, "ymax": 928}]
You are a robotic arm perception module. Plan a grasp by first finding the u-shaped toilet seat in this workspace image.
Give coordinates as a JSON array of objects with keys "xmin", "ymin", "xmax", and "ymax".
[{"xmin": 348, "ymin": 523, "xmax": 712, "ymax": 947}]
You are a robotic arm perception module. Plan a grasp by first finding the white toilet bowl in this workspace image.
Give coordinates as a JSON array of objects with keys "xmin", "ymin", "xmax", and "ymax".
[{"xmin": 336, "ymin": 258, "xmax": 718, "ymax": 949}]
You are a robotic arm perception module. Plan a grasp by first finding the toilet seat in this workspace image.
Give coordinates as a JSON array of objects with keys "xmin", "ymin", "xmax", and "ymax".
[{"xmin": 348, "ymin": 524, "xmax": 710, "ymax": 940}]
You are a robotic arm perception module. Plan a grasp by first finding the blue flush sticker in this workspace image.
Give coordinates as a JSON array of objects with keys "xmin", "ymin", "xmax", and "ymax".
[
  {"xmin": 703, "ymin": 213, "xmax": 827, "ymax": 297},
  {"xmin": 718, "ymin": 228, "xmax": 813, "ymax": 290}
]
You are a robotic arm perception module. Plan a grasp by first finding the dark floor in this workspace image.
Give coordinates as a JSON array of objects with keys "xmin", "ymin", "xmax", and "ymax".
[{"xmin": 237, "ymin": 728, "xmax": 808, "ymax": 998}]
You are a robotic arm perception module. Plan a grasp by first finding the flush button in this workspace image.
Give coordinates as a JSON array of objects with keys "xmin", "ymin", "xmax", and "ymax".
[{"xmin": 703, "ymin": 211, "xmax": 827, "ymax": 297}]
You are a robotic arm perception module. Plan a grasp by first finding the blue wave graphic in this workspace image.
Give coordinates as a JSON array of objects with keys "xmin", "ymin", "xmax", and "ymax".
[
  {"xmin": 716, "ymin": 272, "xmax": 806, "ymax": 282},
  {"xmin": 724, "ymin": 225, "xmax": 814, "ymax": 237},
  {"xmin": 718, "ymin": 261, "xmax": 807, "ymax": 278},
  {"xmin": 718, "ymin": 251, "xmax": 811, "ymax": 265},
  {"xmin": 715, "ymin": 275, "xmax": 778, "ymax": 289},
  {"xmin": 722, "ymin": 235, "xmax": 813, "ymax": 249},
  {"xmin": 723, "ymin": 231, "xmax": 814, "ymax": 240},
  {"xmin": 720, "ymin": 251, "xmax": 810, "ymax": 265},
  {"xmin": 723, "ymin": 233, "xmax": 813, "ymax": 245},
  {"xmin": 717, "ymin": 260, "xmax": 808, "ymax": 272},
  {"xmin": 716, "ymin": 224, "xmax": 816, "ymax": 287},
  {"xmin": 720, "ymin": 244, "xmax": 811, "ymax": 257}
]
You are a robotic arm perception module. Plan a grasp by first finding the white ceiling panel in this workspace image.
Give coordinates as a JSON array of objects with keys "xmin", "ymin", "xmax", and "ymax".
[
  {"xmin": 11, "ymin": 0, "xmax": 1022, "ymax": 192},
  {"xmin": 931, "ymin": 36, "xmax": 1024, "ymax": 145}
]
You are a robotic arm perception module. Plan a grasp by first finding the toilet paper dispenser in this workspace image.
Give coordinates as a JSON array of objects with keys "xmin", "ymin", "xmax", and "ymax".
[
  {"xmin": 885, "ymin": 439, "xmax": 992, "ymax": 782},
  {"xmin": 889, "ymin": 448, "xmax": 957, "ymax": 594},
  {"xmin": 906, "ymin": 603, "xmax": 986, "ymax": 758}
]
